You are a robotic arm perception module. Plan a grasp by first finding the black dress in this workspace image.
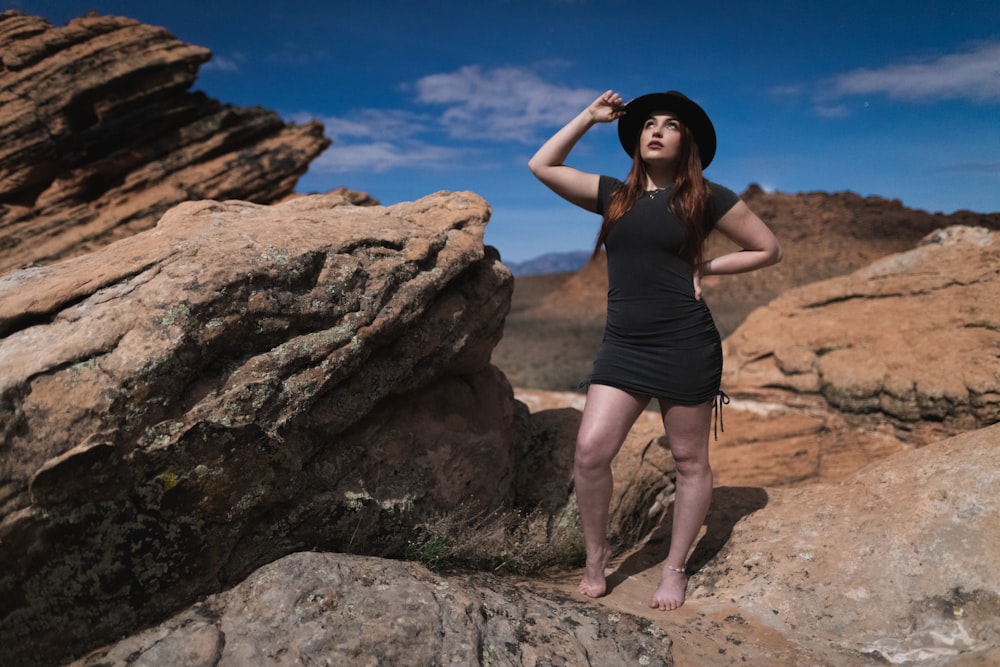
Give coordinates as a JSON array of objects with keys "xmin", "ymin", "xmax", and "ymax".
[{"xmin": 590, "ymin": 176, "xmax": 739, "ymax": 405}]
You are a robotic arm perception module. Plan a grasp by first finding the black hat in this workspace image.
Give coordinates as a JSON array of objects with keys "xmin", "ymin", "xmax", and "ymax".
[{"xmin": 617, "ymin": 90, "xmax": 717, "ymax": 168}]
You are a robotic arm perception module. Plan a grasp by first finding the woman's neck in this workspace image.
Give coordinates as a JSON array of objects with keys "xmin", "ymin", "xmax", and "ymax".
[{"xmin": 644, "ymin": 163, "xmax": 676, "ymax": 190}]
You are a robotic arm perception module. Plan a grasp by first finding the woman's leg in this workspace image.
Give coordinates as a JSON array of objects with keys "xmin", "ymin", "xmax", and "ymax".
[
  {"xmin": 651, "ymin": 399, "xmax": 714, "ymax": 610},
  {"xmin": 575, "ymin": 384, "xmax": 649, "ymax": 597}
]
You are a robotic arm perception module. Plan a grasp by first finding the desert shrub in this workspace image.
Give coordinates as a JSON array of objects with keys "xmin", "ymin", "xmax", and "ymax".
[{"xmin": 404, "ymin": 504, "xmax": 584, "ymax": 575}]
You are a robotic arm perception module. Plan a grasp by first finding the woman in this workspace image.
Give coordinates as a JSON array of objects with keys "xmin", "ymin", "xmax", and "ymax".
[{"xmin": 528, "ymin": 89, "xmax": 781, "ymax": 610}]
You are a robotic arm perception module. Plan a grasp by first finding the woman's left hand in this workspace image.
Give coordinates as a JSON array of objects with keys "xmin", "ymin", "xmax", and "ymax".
[{"xmin": 693, "ymin": 267, "xmax": 704, "ymax": 300}]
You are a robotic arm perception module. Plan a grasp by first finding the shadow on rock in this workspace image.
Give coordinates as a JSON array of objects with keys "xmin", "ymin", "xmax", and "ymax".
[{"xmin": 607, "ymin": 486, "xmax": 769, "ymax": 590}]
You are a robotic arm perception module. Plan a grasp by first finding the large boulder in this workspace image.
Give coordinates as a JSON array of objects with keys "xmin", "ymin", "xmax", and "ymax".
[
  {"xmin": 0, "ymin": 191, "xmax": 518, "ymax": 665},
  {"xmin": 686, "ymin": 422, "xmax": 1000, "ymax": 665},
  {"xmin": 722, "ymin": 226, "xmax": 1000, "ymax": 441},
  {"xmin": 0, "ymin": 11, "xmax": 330, "ymax": 273},
  {"xmin": 70, "ymin": 551, "xmax": 673, "ymax": 667}
]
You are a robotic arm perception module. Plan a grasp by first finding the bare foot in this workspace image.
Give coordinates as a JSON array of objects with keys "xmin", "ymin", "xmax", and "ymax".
[
  {"xmin": 650, "ymin": 565, "xmax": 688, "ymax": 610},
  {"xmin": 578, "ymin": 543, "xmax": 612, "ymax": 598}
]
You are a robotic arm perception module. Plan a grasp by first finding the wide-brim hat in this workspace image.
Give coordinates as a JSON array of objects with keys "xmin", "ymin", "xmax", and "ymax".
[{"xmin": 617, "ymin": 91, "xmax": 717, "ymax": 168}]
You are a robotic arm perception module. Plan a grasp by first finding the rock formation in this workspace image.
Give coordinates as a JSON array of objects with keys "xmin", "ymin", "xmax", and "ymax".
[
  {"xmin": 723, "ymin": 225, "xmax": 1000, "ymax": 441},
  {"xmin": 695, "ymin": 422, "xmax": 1000, "ymax": 665},
  {"xmin": 0, "ymin": 191, "xmax": 520, "ymax": 665},
  {"xmin": 595, "ymin": 423, "xmax": 1000, "ymax": 666},
  {"xmin": 0, "ymin": 11, "xmax": 330, "ymax": 274},
  {"xmin": 4, "ymin": 9, "xmax": 1000, "ymax": 667},
  {"xmin": 70, "ymin": 551, "xmax": 673, "ymax": 667}
]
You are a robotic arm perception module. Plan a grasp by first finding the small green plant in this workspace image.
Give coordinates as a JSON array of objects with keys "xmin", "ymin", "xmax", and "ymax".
[
  {"xmin": 405, "ymin": 535, "xmax": 451, "ymax": 570},
  {"xmin": 404, "ymin": 505, "xmax": 583, "ymax": 575}
]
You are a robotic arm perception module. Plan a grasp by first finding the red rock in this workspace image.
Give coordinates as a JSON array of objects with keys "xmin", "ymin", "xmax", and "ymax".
[
  {"xmin": 0, "ymin": 11, "xmax": 330, "ymax": 273},
  {"xmin": 723, "ymin": 226, "xmax": 1000, "ymax": 438}
]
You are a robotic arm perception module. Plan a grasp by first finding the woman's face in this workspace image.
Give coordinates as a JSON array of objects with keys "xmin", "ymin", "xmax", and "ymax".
[{"xmin": 638, "ymin": 112, "xmax": 682, "ymax": 164}]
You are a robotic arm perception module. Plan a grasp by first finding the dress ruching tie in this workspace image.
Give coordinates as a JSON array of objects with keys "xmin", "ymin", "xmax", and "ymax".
[{"xmin": 712, "ymin": 390, "xmax": 730, "ymax": 441}]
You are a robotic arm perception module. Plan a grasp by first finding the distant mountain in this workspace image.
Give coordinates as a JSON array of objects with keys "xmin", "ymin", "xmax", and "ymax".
[{"xmin": 503, "ymin": 250, "xmax": 592, "ymax": 276}]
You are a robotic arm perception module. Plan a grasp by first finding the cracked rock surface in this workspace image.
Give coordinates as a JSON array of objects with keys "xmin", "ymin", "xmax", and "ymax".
[{"xmin": 0, "ymin": 191, "xmax": 516, "ymax": 666}]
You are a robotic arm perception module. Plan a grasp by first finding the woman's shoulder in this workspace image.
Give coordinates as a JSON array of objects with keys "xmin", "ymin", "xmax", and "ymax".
[
  {"xmin": 705, "ymin": 180, "xmax": 741, "ymax": 221},
  {"xmin": 706, "ymin": 180, "xmax": 739, "ymax": 199}
]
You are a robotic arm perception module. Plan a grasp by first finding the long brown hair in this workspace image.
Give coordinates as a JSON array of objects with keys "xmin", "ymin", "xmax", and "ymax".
[{"xmin": 593, "ymin": 122, "xmax": 712, "ymax": 268}]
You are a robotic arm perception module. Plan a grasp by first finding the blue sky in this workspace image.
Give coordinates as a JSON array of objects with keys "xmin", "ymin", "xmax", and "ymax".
[{"xmin": 18, "ymin": 0, "xmax": 1000, "ymax": 262}]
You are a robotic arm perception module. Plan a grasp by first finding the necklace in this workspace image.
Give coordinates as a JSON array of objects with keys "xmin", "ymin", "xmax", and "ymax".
[{"xmin": 647, "ymin": 188, "xmax": 667, "ymax": 200}]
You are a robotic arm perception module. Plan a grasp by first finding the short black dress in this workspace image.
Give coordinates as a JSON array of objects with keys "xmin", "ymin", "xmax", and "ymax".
[{"xmin": 589, "ymin": 176, "xmax": 740, "ymax": 405}]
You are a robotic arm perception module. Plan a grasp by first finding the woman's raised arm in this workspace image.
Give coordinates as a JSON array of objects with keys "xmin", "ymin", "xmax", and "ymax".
[{"xmin": 528, "ymin": 90, "xmax": 625, "ymax": 213}]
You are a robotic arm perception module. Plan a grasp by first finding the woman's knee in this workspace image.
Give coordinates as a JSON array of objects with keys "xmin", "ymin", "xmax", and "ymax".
[
  {"xmin": 670, "ymin": 444, "xmax": 711, "ymax": 478},
  {"xmin": 674, "ymin": 459, "xmax": 712, "ymax": 481},
  {"xmin": 575, "ymin": 431, "xmax": 617, "ymax": 472}
]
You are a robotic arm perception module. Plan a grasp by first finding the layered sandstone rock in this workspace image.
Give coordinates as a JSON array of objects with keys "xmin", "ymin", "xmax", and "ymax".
[
  {"xmin": 0, "ymin": 11, "xmax": 330, "ymax": 273},
  {"xmin": 0, "ymin": 191, "xmax": 518, "ymax": 665},
  {"xmin": 723, "ymin": 225, "xmax": 1000, "ymax": 438}
]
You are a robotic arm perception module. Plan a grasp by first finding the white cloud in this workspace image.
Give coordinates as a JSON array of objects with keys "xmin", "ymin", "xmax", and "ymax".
[
  {"xmin": 295, "ymin": 109, "xmax": 430, "ymax": 141},
  {"xmin": 813, "ymin": 103, "xmax": 853, "ymax": 119},
  {"xmin": 290, "ymin": 109, "xmax": 458, "ymax": 173},
  {"xmin": 944, "ymin": 161, "xmax": 1000, "ymax": 174},
  {"xmin": 414, "ymin": 65, "xmax": 600, "ymax": 143},
  {"xmin": 202, "ymin": 53, "xmax": 243, "ymax": 72},
  {"xmin": 831, "ymin": 41, "xmax": 1000, "ymax": 103},
  {"xmin": 309, "ymin": 141, "xmax": 463, "ymax": 173},
  {"xmin": 293, "ymin": 66, "xmax": 598, "ymax": 173}
]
